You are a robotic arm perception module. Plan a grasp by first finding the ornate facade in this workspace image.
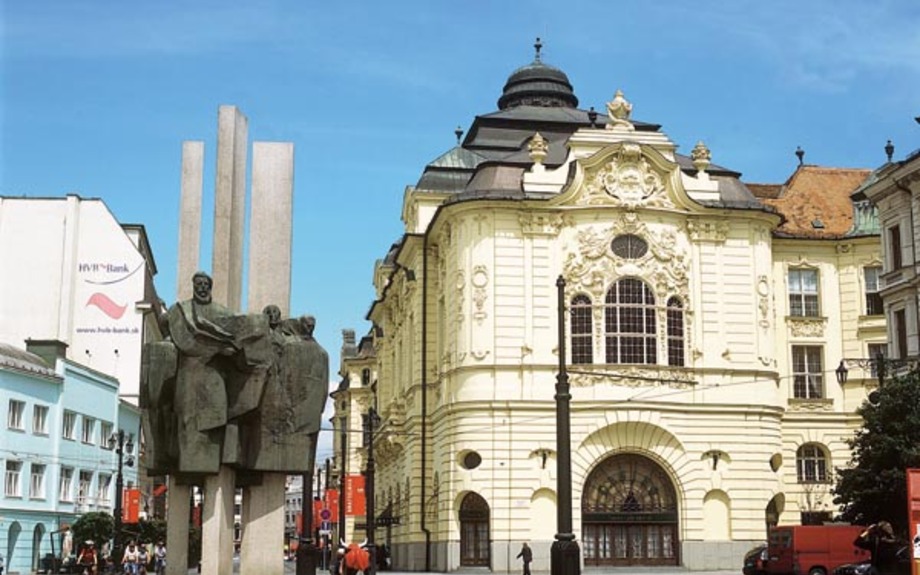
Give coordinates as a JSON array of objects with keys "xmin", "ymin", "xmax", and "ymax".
[{"xmin": 336, "ymin": 45, "xmax": 883, "ymax": 572}]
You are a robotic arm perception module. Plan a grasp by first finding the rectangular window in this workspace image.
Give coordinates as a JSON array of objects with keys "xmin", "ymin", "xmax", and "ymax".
[
  {"xmin": 8, "ymin": 399, "xmax": 25, "ymax": 430},
  {"xmin": 30, "ymin": 464, "xmax": 46, "ymax": 499},
  {"xmin": 864, "ymin": 266, "xmax": 884, "ymax": 316},
  {"xmin": 792, "ymin": 345, "xmax": 824, "ymax": 399},
  {"xmin": 33, "ymin": 405, "xmax": 49, "ymax": 435},
  {"xmin": 788, "ymin": 269, "xmax": 820, "ymax": 317},
  {"xmin": 895, "ymin": 309, "xmax": 908, "ymax": 359},
  {"xmin": 82, "ymin": 416, "xmax": 95, "ymax": 444},
  {"xmin": 97, "ymin": 473, "xmax": 111, "ymax": 506},
  {"xmin": 59, "ymin": 468, "xmax": 74, "ymax": 502},
  {"xmin": 78, "ymin": 471, "xmax": 92, "ymax": 504},
  {"xmin": 100, "ymin": 421, "xmax": 113, "ymax": 449},
  {"xmin": 5, "ymin": 460, "xmax": 22, "ymax": 497},
  {"xmin": 889, "ymin": 225, "xmax": 902, "ymax": 270},
  {"xmin": 62, "ymin": 411, "xmax": 77, "ymax": 440}
]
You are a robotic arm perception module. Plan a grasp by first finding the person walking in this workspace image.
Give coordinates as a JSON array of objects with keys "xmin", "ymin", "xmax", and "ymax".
[
  {"xmin": 516, "ymin": 542, "xmax": 533, "ymax": 575},
  {"xmin": 153, "ymin": 541, "xmax": 166, "ymax": 575}
]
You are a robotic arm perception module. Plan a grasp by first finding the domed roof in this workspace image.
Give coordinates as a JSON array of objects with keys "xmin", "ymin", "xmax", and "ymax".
[{"xmin": 497, "ymin": 39, "xmax": 578, "ymax": 110}]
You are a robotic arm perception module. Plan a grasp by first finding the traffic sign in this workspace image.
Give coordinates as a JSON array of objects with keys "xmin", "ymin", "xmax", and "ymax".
[{"xmin": 320, "ymin": 509, "xmax": 331, "ymax": 521}]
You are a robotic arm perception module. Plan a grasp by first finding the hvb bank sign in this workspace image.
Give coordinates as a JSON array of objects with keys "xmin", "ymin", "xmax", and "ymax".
[{"xmin": 77, "ymin": 261, "xmax": 143, "ymax": 324}]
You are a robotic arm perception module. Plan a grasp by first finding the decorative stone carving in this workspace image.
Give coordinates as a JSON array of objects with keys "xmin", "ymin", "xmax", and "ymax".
[
  {"xmin": 519, "ymin": 212, "xmax": 564, "ymax": 236},
  {"xmin": 569, "ymin": 365, "xmax": 695, "ymax": 389},
  {"xmin": 757, "ymin": 275, "xmax": 771, "ymax": 327},
  {"xmin": 470, "ymin": 350, "xmax": 490, "ymax": 361},
  {"xmin": 686, "ymin": 219, "xmax": 729, "ymax": 242},
  {"xmin": 562, "ymin": 214, "xmax": 690, "ymax": 304},
  {"xmin": 605, "ymin": 89, "xmax": 635, "ymax": 132},
  {"xmin": 691, "ymin": 141, "xmax": 711, "ymax": 174},
  {"xmin": 787, "ymin": 316, "xmax": 827, "ymax": 338},
  {"xmin": 528, "ymin": 132, "xmax": 548, "ymax": 168},
  {"xmin": 788, "ymin": 398, "xmax": 833, "ymax": 412},
  {"xmin": 578, "ymin": 143, "xmax": 672, "ymax": 209},
  {"xmin": 454, "ymin": 269, "xmax": 465, "ymax": 325},
  {"xmin": 471, "ymin": 265, "xmax": 489, "ymax": 324}
]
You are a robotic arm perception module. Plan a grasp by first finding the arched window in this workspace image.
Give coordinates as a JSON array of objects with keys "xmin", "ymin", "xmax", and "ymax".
[
  {"xmin": 571, "ymin": 294, "xmax": 593, "ymax": 364},
  {"xmin": 796, "ymin": 444, "xmax": 828, "ymax": 483},
  {"xmin": 666, "ymin": 297, "xmax": 685, "ymax": 367},
  {"xmin": 605, "ymin": 278, "xmax": 657, "ymax": 364}
]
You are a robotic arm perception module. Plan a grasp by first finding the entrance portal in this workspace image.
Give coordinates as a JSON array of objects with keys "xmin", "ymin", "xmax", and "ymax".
[
  {"xmin": 459, "ymin": 492, "xmax": 490, "ymax": 567},
  {"xmin": 582, "ymin": 453, "xmax": 679, "ymax": 566}
]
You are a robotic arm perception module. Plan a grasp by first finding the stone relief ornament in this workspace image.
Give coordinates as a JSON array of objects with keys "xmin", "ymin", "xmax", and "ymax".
[
  {"xmin": 519, "ymin": 212, "xmax": 564, "ymax": 236},
  {"xmin": 471, "ymin": 265, "xmax": 489, "ymax": 324},
  {"xmin": 605, "ymin": 89, "xmax": 635, "ymax": 132},
  {"xmin": 685, "ymin": 219, "xmax": 729, "ymax": 242},
  {"xmin": 757, "ymin": 275, "xmax": 771, "ymax": 327},
  {"xmin": 454, "ymin": 269, "xmax": 465, "ymax": 325},
  {"xmin": 788, "ymin": 398, "xmax": 833, "ymax": 412},
  {"xmin": 579, "ymin": 143, "xmax": 672, "ymax": 209},
  {"xmin": 569, "ymin": 365, "xmax": 695, "ymax": 389},
  {"xmin": 787, "ymin": 317, "xmax": 826, "ymax": 338}
]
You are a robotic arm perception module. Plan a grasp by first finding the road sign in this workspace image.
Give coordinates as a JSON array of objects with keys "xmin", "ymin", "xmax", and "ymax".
[
  {"xmin": 321, "ymin": 521, "xmax": 331, "ymax": 532},
  {"xmin": 320, "ymin": 509, "xmax": 331, "ymax": 521}
]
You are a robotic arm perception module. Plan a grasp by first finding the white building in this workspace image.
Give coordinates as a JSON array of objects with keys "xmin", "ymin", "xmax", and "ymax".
[
  {"xmin": 0, "ymin": 194, "xmax": 162, "ymax": 403},
  {"xmin": 335, "ymin": 46, "xmax": 884, "ymax": 572}
]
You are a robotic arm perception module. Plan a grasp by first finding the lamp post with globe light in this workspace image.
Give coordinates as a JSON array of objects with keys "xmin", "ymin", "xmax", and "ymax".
[{"xmin": 108, "ymin": 430, "xmax": 134, "ymax": 562}]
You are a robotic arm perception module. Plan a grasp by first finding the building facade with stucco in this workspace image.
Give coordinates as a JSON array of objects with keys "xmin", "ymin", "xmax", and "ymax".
[{"xmin": 334, "ymin": 45, "xmax": 884, "ymax": 572}]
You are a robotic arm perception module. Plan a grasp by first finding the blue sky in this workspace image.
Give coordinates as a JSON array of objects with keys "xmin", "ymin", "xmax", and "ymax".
[{"xmin": 2, "ymin": 1, "xmax": 919, "ymax": 462}]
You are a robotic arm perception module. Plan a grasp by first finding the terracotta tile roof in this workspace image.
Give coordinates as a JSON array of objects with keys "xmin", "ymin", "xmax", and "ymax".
[{"xmin": 748, "ymin": 165, "xmax": 872, "ymax": 238}]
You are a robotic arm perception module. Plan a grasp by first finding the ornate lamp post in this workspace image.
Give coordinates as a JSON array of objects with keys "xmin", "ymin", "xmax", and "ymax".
[
  {"xmin": 108, "ymin": 430, "xmax": 134, "ymax": 562},
  {"xmin": 364, "ymin": 407, "xmax": 381, "ymax": 575},
  {"xmin": 551, "ymin": 276, "xmax": 580, "ymax": 575}
]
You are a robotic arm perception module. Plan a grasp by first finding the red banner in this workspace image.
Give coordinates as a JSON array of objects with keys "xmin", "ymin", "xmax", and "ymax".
[
  {"xmin": 345, "ymin": 475, "xmax": 366, "ymax": 517},
  {"xmin": 122, "ymin": 488, "xmax": 141, "ymax": 523},
  {"xmin": 325, "ymin": 489, "xmax": 339, "ymax": 522},
  {"xmin": 907, "ymin": 468, "xmax": 920, "ymax": 575},
  {"xmin": 313, "ymin": 499, "xmax": 324, "ymax": 529}
]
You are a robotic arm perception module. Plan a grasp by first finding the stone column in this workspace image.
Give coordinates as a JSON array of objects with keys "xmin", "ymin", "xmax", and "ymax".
[
  {"xmin": 200, "ymin": 466, "xmax": 236, "ymax": 575},
  {"xmin": 165, "ymin": 477, "xmax": 190, "ymax": 575},
  {"xmin": 247, "ymin": 141, "xmax": 294, "ymax": 316},
  {"xmin": 177, "ymin": 141, "xmax": 204, "ymax": 300},
  {"xmin": 212, "ymin": 105, "xmax": 248, "ymax": 311},
  {"xmin": 240, "ymin": 473, "xmax": 287, "ymax": 575}
]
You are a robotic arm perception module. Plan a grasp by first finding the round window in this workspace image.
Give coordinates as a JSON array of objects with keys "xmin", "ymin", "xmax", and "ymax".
[
  {"xmin": 611, "ymin": 234, "xmax": 648, "ymax": 259},
  {"xmin": 460, "ymin": 451, "xmax": 482, "ymax": 470}
]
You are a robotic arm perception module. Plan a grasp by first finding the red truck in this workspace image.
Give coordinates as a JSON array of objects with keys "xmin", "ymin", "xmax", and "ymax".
[{"xmin": 767, "ymin": 525, "xmax": 871, "ymax": 575}]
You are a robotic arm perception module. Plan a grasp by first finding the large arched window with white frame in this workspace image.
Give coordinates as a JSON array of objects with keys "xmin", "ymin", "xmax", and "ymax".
[
  {"xmin": 570, "ymin": 294, "xmax": 594, "ymax": 365},
  {"xmin": 605, "ymin": 278, "xmax": 657, "ymax": 364},
  {"xmin": 666, "ymin": 296, "xmax": 685, "ymax": 367}
]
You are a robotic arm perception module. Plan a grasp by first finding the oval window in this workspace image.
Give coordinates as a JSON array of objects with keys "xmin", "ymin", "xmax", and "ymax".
[{"xmin": 611, "ymin": 234, "xmax": 648, "ymax": 259}]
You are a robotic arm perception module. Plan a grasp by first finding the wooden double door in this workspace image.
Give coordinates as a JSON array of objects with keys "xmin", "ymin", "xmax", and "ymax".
[{"xmin": 459, "ymin": 492, "xmax": 490, "ymax": 566}]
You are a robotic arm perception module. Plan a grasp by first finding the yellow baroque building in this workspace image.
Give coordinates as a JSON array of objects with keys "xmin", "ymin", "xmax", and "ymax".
[{"xmin": 333, "ymin": 47, "xmax": 884, "ymax": 572}]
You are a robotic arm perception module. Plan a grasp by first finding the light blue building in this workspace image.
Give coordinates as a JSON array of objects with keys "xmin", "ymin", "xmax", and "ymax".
[{"xmin": 1, "ymin": 341, "xmax": 139, "ymax": 574}]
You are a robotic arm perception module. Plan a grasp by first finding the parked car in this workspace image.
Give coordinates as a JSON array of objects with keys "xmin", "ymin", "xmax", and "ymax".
[
  {"xmin": 833, "ymin": 546, "xmax": 911, "ymax": 575},
  {"xmin": 744, "ymin": 543, "xmax": 769, "ymax": 575}
]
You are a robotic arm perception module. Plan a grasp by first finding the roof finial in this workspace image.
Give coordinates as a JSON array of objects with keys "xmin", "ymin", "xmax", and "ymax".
[
  {"xmin": 534, "ymin": 37, "xmax": 543, "ymax": 62},
  {"xmin": 885, "ymin": 139, "xmax": 894, "ymax": 162},
  {"xmin": 455, "ymin": 125, "xmax": 464, "ymax": 144},
  {"xmin": 795, "ymin": 146, "xmax": 804, "ymax": 166}
]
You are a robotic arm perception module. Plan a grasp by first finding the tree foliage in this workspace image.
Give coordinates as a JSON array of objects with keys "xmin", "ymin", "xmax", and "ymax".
[
  {"xmin": 72, "ymin": 512, "xmax": 114, "ymax": 552},
  {"xmin": 834, "ymin": 369, "xmax": 920, "ymax": 536}
]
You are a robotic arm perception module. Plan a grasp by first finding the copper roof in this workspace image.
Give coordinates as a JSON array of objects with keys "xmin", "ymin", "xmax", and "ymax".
[{"xmin": 751, "ymin": 165, "xmax": 872, "ymax": 238}]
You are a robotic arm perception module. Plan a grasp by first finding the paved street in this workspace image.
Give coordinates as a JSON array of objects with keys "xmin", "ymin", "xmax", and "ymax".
[{"xmin": 186, "ymin": 566, "xmax": 741, "ymax": 575}]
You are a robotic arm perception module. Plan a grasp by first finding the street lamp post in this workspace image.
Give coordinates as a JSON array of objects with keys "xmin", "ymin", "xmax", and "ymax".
[
  {"xmin": 364, "ymin": 408, "xmax": 381, "ymax": 575},
  {"xmin": 338, "ymin": 417, "xmax": 347, "ymax": 545},
  {"xmin": 108, "ymin": 430, "xmax": 135, "ymax": 563},
  {"xmin": 551, "ymin": 276, "xmax": 580, "ymax": 575},
  {"xmin": 297, "ymin": 467, "xmax": 317, "ymax": 575}
]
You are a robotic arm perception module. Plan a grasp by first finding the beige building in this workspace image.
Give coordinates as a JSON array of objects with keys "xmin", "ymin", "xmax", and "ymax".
[
  {"xmin": 334, "ymin": 48, "xmax": 884, "ymax": 572},
  {"xmin": 860, "ymin": 146, "xmax": 920, "ymax": 361}
]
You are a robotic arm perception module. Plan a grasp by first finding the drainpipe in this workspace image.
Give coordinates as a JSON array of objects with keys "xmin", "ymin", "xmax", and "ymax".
[{"xmin": 420, "ymin": 236, "xmax": 432, "ymax": 571}]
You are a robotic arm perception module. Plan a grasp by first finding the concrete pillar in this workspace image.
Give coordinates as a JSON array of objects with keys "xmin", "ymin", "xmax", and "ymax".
[
  {"xmin": 240, "ymin": 473, "xmax": 287, "ymax": 575},
  {"xmin": 212, "ymin": 105, "xmax": 248, "ymax": 311},
  {"xmin": 165, "ymin": 477, "xmax": 190, "ymax": 575},
  {"xmin": 201, "ymin": 466, "xmax": 236, "ymax": 575},
  {"xmin": 177, "ymin": 141, "xmax": 204, "ymax": 301},
  {"xmin": 247, "ymin": 142, "xmax": 294, "ymax": 316}
]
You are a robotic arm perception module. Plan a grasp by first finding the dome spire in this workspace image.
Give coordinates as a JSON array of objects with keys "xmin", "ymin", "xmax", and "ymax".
[
  {"xmin": 534, "ymin": 37, "xmax": 543, "ymax": 62},
  {"xmin": 497, "ymin": 39, "xmax": 578, "ymax": 110}
]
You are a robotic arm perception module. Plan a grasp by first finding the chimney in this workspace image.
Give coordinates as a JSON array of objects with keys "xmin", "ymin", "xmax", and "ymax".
[
  {"xmin": 25, "ymin": 339, "xmax": 69, "ymax": 368},
  {"xmin": 341, "ymin": 329, "xmax": 357, "ymax": 359}
]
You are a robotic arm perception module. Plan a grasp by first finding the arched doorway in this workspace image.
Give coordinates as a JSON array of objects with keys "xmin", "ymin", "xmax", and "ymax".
[
  {"xmin": 582, "ymin": 453, "xmax": 679, "ymax": 566},
  {"xmin": 33, "ymin": 523, "xmax": 46, "ymax": 571},
  {"xmin": 459, "ymin": 492, "xmax": 490, "ymax": 567},
  {"xmin": 7, "ymin": 521, "xmax": 22, "ymax": 570}
]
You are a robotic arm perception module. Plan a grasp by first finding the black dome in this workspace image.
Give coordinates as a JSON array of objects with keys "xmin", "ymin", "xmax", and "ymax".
[{"xmin": 497, "ymin": 59, "xmax": 578, "ymax": 110}]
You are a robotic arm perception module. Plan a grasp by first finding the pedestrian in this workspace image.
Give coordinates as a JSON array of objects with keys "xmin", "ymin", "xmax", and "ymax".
[
  {"xmin": 854, "ymin": 521, "xmax": 900, "ymax": 571},
  {"xmin": 153, "ymin": 541, "xmax": 166, "ymax": 575},
  {"xmin": 516, "ymin": 542, "xmax": 533, "ymax": 575},
  {"xmin": 77, "ymin": 540, "xmax": 99, "ymax": 575},
  {"xmin": 122, "ymin": 541, "xmax": 140, "ymax": 575},
  {"xmin": 137, "ymin": 542, "xmax": 149, "ymax": 575}
]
